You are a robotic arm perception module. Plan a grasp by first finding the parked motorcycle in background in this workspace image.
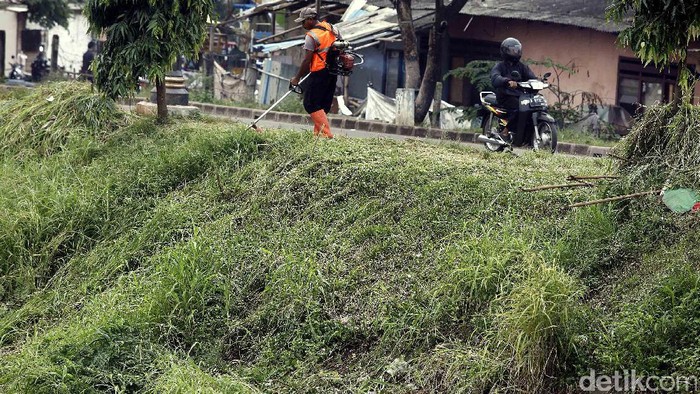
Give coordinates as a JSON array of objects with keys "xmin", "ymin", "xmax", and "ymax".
[
  {"xmin": 477, "ymin": 71, "xmax": 558, "ymax": 153},
  {"xmin": 8, "ymin": 56, "xmax": 26, "ymax": 81}
]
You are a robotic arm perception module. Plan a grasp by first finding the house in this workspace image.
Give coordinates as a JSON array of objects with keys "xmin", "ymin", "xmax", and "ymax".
[
  {"xmin": 0, "ymin": 0, "xmax": 27, "ymax": 77},
  {"xmin": 451, "ymin": 0, "xmax": 700, "ymax": 114},
  {"xmin": 1, "ymin": 1, "xmax": 92, "ymax": 79},
  {"xmin": 25, "ymin": 3, "xmax": 93, "ymax": 76}
]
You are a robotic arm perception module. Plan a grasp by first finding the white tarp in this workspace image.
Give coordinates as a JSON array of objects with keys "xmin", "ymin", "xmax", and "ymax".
[
  {"xmin": 365, "ymin": 87, "xmax": 397, "ymax": 123},
  {"xmin": 363, "ymin": 87, "xmax": 471, "ymax": 130},
  {"xmin": 439, "ymin": 101, "xmax": 472, "ymax": 130}
]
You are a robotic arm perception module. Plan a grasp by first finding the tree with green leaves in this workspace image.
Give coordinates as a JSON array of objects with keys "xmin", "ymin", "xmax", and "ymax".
[
  {"xmin": 85, "ymin": 0, "xmax": 216, "ymax": 122},
  {"xmin": 607, "ymin": 0, "xmax": 700, "ymax": 102}
]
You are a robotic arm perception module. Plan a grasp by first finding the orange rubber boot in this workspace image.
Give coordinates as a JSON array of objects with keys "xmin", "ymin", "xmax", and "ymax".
[
  {"xmin": 311, "ymin": 117, "xmax": 321, "ymax": 136},
  {"xmin": 310, "ymin": 110, "xmax": 333, "ymax": 139},
  {"xmin": 309, "ymin": 110, "xmax": 322, "ymax": 136}
]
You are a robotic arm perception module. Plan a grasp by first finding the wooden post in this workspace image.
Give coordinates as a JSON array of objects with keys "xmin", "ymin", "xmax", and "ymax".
[
  {"xmin": 431, "ymin": 82, "xmax": 443, "ymax": 128},
  {"xmin": 207, "ymin": 24, "xmax": 214, "ymax": 76},
  {"xmin": 271, "ymin": 12, "xmax": 276, "ymax": 35},
  {"xmin": 396, "ymin": 88, "xmax": 415, "ymax": 126}
]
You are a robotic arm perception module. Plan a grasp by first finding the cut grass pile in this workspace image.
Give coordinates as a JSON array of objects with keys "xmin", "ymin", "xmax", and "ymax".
[
  {"xmin": 614, "ymin": 101, "xmax": 700, "ymax": 189},
  {"xmin": 1, "ymin": 82, "xmax": 699, "ymax": 393},
  {"xmin": 0, "ymin": 81, "xmax": 127, "ymax": 158}
]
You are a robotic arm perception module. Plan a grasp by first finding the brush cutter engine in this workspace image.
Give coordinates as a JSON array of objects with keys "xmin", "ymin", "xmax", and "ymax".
[{"xmin": 327, "ymin": 41, "xmax": 364, "ymax": 76}]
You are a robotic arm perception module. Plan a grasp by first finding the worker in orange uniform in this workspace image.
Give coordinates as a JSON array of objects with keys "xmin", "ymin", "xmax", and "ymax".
[{"xmin": 290, "ymin": 7, "xmax": 341, "ymax": 139}]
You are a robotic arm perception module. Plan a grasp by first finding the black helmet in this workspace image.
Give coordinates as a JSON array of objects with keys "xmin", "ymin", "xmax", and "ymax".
[{"xmin": 500, "ymin": 37, "xmax": 522, "ymax": 62}]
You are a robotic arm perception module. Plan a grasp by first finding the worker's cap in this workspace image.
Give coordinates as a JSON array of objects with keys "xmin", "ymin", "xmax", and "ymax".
[{"xmin": 294, "ymin": 7, "xmax": 317, "ymax": 23}]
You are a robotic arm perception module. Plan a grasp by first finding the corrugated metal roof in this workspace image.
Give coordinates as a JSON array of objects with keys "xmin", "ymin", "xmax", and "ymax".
[
  {"xmin": 358, "ymin": 0, "xmax": 628, "ymax": 33},
  {"xmin": 253, "ymin": 0, "xmax": 434, "ymax": 54}
]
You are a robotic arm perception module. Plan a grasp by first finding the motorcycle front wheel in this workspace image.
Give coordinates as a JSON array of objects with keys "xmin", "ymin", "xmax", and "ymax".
[
  {"xmin": 482, "ymin": 113, "xmax": 506, "ymax": 152},
  {"xmin": 534, "ymin": 121, "xmax": 558, "ymax": 153}
]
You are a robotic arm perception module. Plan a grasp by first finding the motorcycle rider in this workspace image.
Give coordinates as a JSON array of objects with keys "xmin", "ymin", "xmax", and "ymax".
[
  {"xmin": 81, "ymin": 41, "xmax": 97, "ymax": 82},
  {"xmin": 31, "ymin": 45, "xmax": 49, "ymax": 82},
  {"xmin": 490, "ymin": 37, "xmax": 537, "ymax": 146}
]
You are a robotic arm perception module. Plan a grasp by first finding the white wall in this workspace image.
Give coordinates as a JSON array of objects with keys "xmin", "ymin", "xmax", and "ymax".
[
  {"xmin": 27, "ymin": 10, "xmax": 92, "ymax": 74},
  {"xmin": 0, "ymin": 10, "xmax": 20, "ymax": 77}
]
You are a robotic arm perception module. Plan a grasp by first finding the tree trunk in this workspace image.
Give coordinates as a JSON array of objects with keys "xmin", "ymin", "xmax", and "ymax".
[
  {"xmin": 415, "ymin": 0, "xmax": 450, "ymax": 123},
  {"xmin": 396, "ymin": 0, "xmax": 420, "ymax": 90},
  {"xmin": 415, "ymin": 20, "xmax": 441, "ymax": 123},
  {"xmin": 396, "ymin": 0, "xmax": 469, "ymax": 124},
  {"xmin": 156, "ymin": 78, "xmax": 167, "ymax": 123}
]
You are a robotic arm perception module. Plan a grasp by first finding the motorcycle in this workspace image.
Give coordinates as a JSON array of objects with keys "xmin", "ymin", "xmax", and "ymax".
[
  {"xmin": 8, "ymin": 56, "xmax": 26, "ymax": 80},
  {"xmin": 476, "ymin": 71, "xmax": 558, "ymax": 153},
  {"xmin": 30, "ymin": 45, "xmax": 50, "ymax": 82}
]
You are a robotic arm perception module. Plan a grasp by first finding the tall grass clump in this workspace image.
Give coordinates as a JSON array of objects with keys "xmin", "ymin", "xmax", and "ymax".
[
  {"xmin": 488, "ymin": 259, "xmax": 582, "ymax": 391},
  {"xmin": 0, "ymin": 81, "xmax": 127, "ymax": 157}
]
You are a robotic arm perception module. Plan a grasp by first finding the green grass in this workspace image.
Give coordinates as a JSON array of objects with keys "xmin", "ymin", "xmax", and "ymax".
[
  {"xmin": 0, "ymin": 82, "xmax": 698, "ymax": 392},
  {"xmin": 557, "ymin": 128, "xmax": 621, "ymax": 147}
]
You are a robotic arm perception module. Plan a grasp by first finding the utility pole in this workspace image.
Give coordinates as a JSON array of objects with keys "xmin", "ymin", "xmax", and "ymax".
[{"xmin": 207, "ymin": 20, "xmax": 214, "ymax": 76}]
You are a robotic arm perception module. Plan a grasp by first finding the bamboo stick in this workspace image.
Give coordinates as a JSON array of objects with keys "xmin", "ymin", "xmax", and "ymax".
[
  {"xmin": 567, "ymin": 175, "xmax": 621, "ymax": 181},
  {"xmin": 521, "ymin": 182, "xmax": 593, "ymax": 192},
  {"xmin": 568, "ymin": 190, "xmax": 661, "ymax": 208}
]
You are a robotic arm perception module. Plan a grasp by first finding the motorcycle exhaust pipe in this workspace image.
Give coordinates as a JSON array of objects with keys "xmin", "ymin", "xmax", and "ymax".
[{"xmin": 476, "ymin": 134, "xmax": 510, "ymax": 146}]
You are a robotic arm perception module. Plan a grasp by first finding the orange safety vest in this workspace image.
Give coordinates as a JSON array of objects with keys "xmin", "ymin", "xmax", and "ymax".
[{"xmin": 306, "ymin": 21, "xmax": 336, "ymax": 72}]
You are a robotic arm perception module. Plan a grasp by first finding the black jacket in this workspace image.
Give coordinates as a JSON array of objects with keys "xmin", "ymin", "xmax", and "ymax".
[
  {"xmin": 81, "ymin": 51, "xmax": 95, "ymax": 74},
  {"xmin": 490, "ymin": 60, "xmax": 537, "ymax": 100}
]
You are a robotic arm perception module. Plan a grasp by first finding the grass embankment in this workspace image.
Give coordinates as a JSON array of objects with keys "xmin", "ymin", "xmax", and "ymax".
[{"xmin": 0, "ymin": 82, "xmax": 699, "ymax": 393}]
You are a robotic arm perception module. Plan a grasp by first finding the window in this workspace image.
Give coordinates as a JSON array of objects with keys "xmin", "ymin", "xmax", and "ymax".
[{"xmin": 617, "ymin": 57, "xmax": 678, "ymax": 115}]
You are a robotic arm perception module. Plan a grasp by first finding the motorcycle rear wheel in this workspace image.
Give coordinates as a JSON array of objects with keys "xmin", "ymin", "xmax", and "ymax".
[{"xmin": 534, "ymin": 121, "xmax": 558, "ymax": 153}]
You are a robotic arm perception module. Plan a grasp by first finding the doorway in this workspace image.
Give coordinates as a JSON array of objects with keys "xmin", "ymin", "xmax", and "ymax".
[{"xmin": 0, "ymin": 31, "xmax": 6, "ymax": 77}]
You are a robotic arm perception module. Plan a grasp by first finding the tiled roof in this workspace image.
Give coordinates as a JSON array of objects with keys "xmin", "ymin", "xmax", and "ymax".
[{"xmin": 460, "ymin": 0, "xmax": 627, "ymax": 33}]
